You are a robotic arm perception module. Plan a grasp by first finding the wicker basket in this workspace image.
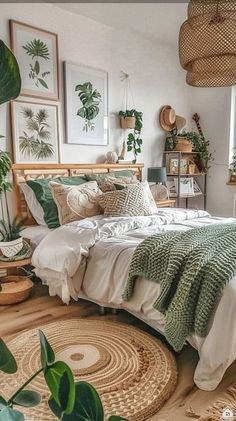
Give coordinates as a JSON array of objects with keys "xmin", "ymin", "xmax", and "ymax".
[
  {"xmin": 120, "ymin": 116, "xmax": 135, "ymax": 129},
  {"xmin": 0, "ymin": 276, "xmax": 33, "ymax": 305},
  {"xmin": 175, "ymin": 136, "xmax": 193, "ymax": 152}
]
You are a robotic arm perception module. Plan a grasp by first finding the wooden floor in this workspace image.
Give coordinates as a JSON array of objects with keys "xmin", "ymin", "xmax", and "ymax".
[{"xmin": 1, "ymin": 283, "xmax": 236, "ymax": 421}]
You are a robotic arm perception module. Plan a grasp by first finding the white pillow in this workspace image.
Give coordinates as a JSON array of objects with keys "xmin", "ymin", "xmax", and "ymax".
[
  {"xmin": 141, "ymin": 180, "xmax": 158, "ymax": 213},
  {"xmin": 20, "ymin": 183, "xmax": 46, "ymax": 225}
]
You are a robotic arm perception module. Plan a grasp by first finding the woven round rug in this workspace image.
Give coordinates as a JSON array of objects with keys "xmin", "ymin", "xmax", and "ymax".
[{"xmin": 1, "ymin": 318, "xmax": 178, "ymax": 421}]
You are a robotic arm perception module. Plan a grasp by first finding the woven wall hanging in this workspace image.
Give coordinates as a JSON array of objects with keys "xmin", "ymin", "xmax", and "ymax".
[{"xmin": 179, "ymin": 0, "xmax": 236, "ymax": 87}]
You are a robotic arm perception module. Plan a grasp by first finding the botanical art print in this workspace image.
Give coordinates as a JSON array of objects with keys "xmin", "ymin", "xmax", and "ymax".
[
  {"xmin": 11, "ymin": 100, "xmax": 59, "ymax": 164},
  {"xmin": 64, "ymin": 62, "xmax": 108, "ymax": 145},
  {"xmin": 10, "ymin": 20, "xmax": 59, "ymax": 100}
]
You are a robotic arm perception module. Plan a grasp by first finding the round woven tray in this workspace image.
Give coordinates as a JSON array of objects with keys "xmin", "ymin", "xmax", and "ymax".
[
  {"xmin": 1, "ymin": 318, "xmax": 178, "ymax": 420},
  {"xmin": 0, "ymin": 276, "xmax": 33, "ymax": 305}
]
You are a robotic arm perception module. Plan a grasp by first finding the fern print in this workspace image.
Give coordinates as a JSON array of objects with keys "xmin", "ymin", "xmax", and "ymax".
[
  {"xmin": 23, "ymin": 39, "xmax": 51, "ymax": 89},
  {"xmin": 75, "ymin": 82, "xmax": 102, "ymax": 132},
  {"xmin": 19, "ymin": 107, "xmax": 54, "ymax": 159}
]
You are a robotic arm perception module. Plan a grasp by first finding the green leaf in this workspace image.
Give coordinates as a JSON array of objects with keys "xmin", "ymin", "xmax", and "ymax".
[
  {"xmin": 0, "ymin": 406, "xmax": 24, "ymax": 421},
  {"xmin": 0, "ymin": 396, "xmax": 7, "ymax": 406},
  {"xmin": 127, "ymin": 146, "xmax": 132, "ymax": 152},
  {"xmin": 39, "ymin": 330, "xmax": 55, "ymax": 370},
  {"xmin": 49, "ymin": 381, "xmax": 103, "ymax": 421},
  {"xmin": 44, "ymin": 361, "xmax": 75, "ymax": 411},
  {"xmin": 13, "ymin": 390, "xmax": 41, "ymax": 408},
  {"xmin": 0, "ymin": 338, "xmax": 17, "ymax": 374},
  {"xmin": 0, "ymin": 40, "xmax": 21, "ymax": 105},
  {"xmin": 34, "ymin": 60, "xmax": 40, "ymax": 75},
  {"xmin": 38, "ymin": 78, "xmax": 48, "ymax": 89},
  {"xmin": 108, "ymin": 417, "xmax": 129, "ymax": 421}
]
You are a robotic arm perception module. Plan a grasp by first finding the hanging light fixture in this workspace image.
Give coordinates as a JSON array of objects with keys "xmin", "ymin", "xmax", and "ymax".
[{"xmin": 179, "ymin": 0, "xmax": 236, "ymax": 87}]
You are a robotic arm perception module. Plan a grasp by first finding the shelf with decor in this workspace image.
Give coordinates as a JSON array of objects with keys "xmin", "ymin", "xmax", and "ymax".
[{"xmin": 163, "ymin": 150, "xmax": 207, "ymax": 210}]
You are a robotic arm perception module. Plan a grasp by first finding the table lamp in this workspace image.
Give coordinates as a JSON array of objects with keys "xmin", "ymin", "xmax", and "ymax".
[{"xmin": 147, "ymin": 167, "xmax": 169, "ymax": 200}]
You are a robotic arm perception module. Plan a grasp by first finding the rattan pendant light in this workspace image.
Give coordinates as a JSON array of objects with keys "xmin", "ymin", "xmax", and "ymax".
[{"xmin": 179, "ymin": 0, "xmax": 236, "ymax": 87}]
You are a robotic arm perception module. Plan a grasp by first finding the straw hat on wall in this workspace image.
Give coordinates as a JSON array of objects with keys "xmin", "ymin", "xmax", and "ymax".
[{"xmin": 159, "ymin": 105, "xmax": 186, "ymax": 132}]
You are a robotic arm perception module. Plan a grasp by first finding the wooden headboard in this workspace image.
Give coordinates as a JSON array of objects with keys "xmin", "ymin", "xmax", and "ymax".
[{"xmin": 12, "ymin": 163, "xmax": 144, "ymax": 225}]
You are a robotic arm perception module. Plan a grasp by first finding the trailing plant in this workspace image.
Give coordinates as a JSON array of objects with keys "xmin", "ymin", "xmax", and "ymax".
[
  {"xmin": 0, "ymin": 332, "xmax": 128, "ymax": 421},
  {"xmin": 19, "ymin": 107, "xmax": 54, "ymax": 159},
  {"xmin": 165, "ymin": 129, "xmax": 213, "ymax": 173},
  {"xmin": 229, "ymin": 149, "xmax": 236, "ymax": 173},
  {"xmin": 118, "ymin": 110, "xmax": 143, "ymax": 163},
  {"xmin": 75, "ymin": 82, "xmax": 102, "ymax": 132},
  {"xmin": 23, "ymin": 39, "xmax": 50, "ymax": 89}
]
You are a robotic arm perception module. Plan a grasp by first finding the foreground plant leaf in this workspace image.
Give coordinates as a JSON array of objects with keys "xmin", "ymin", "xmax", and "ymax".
[
  {"xmin": 44, "ymin": 361, "xmax": 75, "ymax": 412},
  {"xmin": 0, "ymin": 338, "xmax": 17, "ymax": 374},
  {"xmin": 39, "ymin": 330, "xmax": 55, "ymax": 369},
  {"xmin": 0, "ymin": 405, "xmax": 24, "ymax": 421},
  {"xmin": 49, "ymin": 381, "xmax": 104, "ymax": 421},
  {"xmin": 0, "ymin": 40, "xmax": 21, "ymax": 105},
  {"xmin": 13, "ymin": 390, "xmax": 41, "ymax": 407},
  {"xmin": 108, "ymin": 417, "xmax": 129, "ymax": 421}
]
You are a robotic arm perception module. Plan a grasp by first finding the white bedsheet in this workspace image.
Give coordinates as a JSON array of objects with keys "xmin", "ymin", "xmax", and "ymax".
[{"xmin": 32, "ymin": 208, "xmax": 236, "ymax": 390}]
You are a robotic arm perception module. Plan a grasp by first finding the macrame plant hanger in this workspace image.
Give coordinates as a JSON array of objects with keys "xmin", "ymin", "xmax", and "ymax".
[{"xmin": 118, "ymin": 71, "xmax": 135, "ymax": 160}]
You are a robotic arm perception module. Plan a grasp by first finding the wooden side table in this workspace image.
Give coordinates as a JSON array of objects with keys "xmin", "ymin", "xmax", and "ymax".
[
  {"xmin": 156, "ymin": 199, "xmax": 176, "ymax": 208},
  {"xmin": 0, "ymin": 257, "xmax": 32, "ymax": 276}
]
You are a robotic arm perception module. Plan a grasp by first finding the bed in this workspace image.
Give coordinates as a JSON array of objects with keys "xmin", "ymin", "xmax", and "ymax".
[{"xmin": 12, "ymin": 163, "xmax": 236, "ymax": 392}]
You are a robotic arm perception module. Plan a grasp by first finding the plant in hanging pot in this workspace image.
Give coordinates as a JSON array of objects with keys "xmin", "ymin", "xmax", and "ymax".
[
  {"xmin": 119, "ymin": 110, "xmax": 143, "ymax": 163},
  {"xmin": 118, "ymin": 109, "xmax": 136, "ymax": 129},
  {"xmin": 229, "ymin": 149, "xmax": 236, "ymax": 182},
  {"xmin": 0, "ymin": 40, "xmax": 22, "ymax": 257}
]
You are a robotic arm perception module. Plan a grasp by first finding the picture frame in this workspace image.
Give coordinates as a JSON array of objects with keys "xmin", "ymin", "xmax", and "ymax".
[
  {"xmin": 169, "ymin": 158, "xmax": 188, "ymax": 174},
  {"xmin": 10, "ymin": 20, "xmax": 59, "ymax": 100},
  {"xmin": 64, "ymin": 61, "xmax": 108, "ymax": 146},
  {"xmin": 11, "ymin": 99, "xmax": 59, "ymax": 164}
]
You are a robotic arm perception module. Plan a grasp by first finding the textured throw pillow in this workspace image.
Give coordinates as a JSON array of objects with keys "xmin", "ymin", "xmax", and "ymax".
[
  {"xmin": 26, "ymin": 176, "xmax": 87, "ymax": 228},
  {"xmin": 113, "ymin": 180, "xmax": 157, "ymax": 213},
  {"xmin": 98, "ymin": 183, "xmax": 153, "ymax": 217},
  {"xmin": 49, "ymin": 181, "xmax": 102, "ymax": 225},
  {"xmin": 99, "ymin": 175, "xmax": 138, "ymax": 193}
]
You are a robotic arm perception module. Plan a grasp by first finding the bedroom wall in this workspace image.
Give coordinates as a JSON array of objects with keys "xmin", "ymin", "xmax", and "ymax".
[{"xmin": 0, "ymin": 2, "xmax": 193, "ymax": 178}]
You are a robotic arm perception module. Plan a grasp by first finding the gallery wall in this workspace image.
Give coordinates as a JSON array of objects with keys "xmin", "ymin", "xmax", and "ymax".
[{"xmin": 0, "ymin": 2, "xmax": 193, "ymax": 174}]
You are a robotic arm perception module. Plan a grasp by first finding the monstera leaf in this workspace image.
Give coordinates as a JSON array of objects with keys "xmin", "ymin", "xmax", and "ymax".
[{"xmin": 0, "ymin": 40, "xmax": 21, "ymax": 105}]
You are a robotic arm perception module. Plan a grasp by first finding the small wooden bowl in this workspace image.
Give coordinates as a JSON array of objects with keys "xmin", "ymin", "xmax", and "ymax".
[{"xmin": 0, "ymin": 276, "xmax": 33, "ymax": 305}]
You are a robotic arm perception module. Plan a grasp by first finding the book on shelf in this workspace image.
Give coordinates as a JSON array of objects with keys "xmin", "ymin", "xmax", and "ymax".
[{"xmin": 166, "ymin": 177, "xmax": 202, "ymax": 198}]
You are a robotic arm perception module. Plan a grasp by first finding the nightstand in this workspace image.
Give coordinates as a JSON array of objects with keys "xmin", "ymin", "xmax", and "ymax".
[{"xmin": 155, "ymin": 199, "xmax": 176, "ymax": 208}]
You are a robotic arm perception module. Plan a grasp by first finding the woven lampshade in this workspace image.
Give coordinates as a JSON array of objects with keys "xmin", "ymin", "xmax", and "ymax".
[{"xmin": 179, "ymin": 0, "xmax": 236, "ymax": 87}]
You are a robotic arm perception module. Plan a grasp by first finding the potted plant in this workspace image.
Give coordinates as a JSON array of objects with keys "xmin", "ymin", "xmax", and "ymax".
[
  {"xmin": 0, "ymin": 40, "xmax": 22, "ymax": 257},
  {"xmin": 118, "ymin": 109, "xmax": 143, "ymax": 163},
  {"xmin": 118, "ymin": 109, "xmax": 136, "ymax": 129},
  {"xmin": 0, "ymin": 331, "xmax": 127, "ymax": 421},
  {"xmin": 165, "ymin": 129, "xmax": 213, "ymax": 173},
  {"xmin": 229, "ymin": 149, "xmax": 236, "ymax": 182}
]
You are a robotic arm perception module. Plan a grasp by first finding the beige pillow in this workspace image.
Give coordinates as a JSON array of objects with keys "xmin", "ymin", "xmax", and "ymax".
[
  {"xmin": 49, "ymin": 180, "xmax": 102, "ymax": 225},
  {"xmin": 98, "ymin": 175, "xmax": 138, "ymax": 193},
  {"xmin": 98, "ymin": 182, "xmax": 154, "ymax": 217}
]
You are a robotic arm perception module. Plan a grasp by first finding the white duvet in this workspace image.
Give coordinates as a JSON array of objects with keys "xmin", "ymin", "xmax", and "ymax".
[{"xmin": 32, "ymin": 208, "xmax": 236, "ymax": 391}]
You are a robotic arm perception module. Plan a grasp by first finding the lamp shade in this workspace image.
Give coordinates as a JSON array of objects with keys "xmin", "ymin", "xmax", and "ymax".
[{"xmin": 147, "ymin": 167, "xmax": 167, "ymax": 183}]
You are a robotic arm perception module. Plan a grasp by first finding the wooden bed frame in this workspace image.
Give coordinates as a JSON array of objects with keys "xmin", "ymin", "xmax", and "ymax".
[{"xmin": 12, "ymin": 163, "xmax": 144, "ymax": 225}]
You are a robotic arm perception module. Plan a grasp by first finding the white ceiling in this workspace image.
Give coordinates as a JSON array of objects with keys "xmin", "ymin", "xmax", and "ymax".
[{"xmin": 56, "ymin": 3, "xmax": 188, "ymax": 45}]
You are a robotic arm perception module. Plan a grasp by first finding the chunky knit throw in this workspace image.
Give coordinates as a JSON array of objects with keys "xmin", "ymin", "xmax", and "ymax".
[{"xmin": 123, "ymin": 222, "xmax": 236, "ymax": 351}]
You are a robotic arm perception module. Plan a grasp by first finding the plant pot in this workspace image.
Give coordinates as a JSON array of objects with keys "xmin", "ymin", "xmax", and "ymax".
[
  {"xmin": 0, "ymin": 276, "xmax": 33, "ymax": 305},
  {"xmin": 230, "ymin": 172, "xmax": 236, "ymax": 182},
  {"xmin": 0, "ymin": 237, "xmax": 23, "ymax": 258},
  {"xmin": 120, "ymin": 116, "xmax": 136, "ymax": 129},
  {"xmin": 175, "ymin": 136, "xmax": 193, "ymax": 153}
]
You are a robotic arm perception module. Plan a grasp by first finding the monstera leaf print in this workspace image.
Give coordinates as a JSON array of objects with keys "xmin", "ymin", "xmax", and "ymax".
[
  {"xmin": 75, "ymin": 82, "xmax": 102, "ymax": 132},
  {"xmin": 23, "ymin": 39, "xmax": 51, "ymax": 89}
]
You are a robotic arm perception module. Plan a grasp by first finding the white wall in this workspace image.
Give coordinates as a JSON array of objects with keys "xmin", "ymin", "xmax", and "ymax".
[{"xmin": 0, "ymin": 2, "xmax": 193, "ymax": 179}]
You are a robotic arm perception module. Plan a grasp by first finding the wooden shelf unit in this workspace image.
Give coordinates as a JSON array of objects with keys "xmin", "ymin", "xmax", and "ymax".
[{"xmin": 163, "ymin": 151, "xmax": 207, "ymax": 210}]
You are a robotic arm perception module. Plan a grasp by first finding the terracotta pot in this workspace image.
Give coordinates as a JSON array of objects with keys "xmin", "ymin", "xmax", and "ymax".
[
  {"xmin": 120, "ymin": 116, "xmax": 136, "ymax": 129},
  {"xmin": 175, "ymin": 136, "xmax": 193, "ymax": 152}
]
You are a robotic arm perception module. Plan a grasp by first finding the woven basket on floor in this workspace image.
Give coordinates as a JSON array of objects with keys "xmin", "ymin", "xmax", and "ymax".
[
  {"xmin": 0, "ymin": 276, "xmax": 33, "ymax": 305},
  {"xmin": 179, "ymin": 0, "xmax": 236, "ymax": 87}
]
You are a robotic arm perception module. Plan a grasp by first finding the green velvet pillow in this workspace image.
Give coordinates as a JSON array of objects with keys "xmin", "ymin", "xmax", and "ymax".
[{"xmin": 26, "ymin": 176, "xmax": 87, "ymax": 228}]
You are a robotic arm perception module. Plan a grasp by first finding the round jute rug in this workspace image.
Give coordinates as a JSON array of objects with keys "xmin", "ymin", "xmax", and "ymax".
[{"xmin": 1, "ymin": 318, "xmax": 178, "ymax": 421}]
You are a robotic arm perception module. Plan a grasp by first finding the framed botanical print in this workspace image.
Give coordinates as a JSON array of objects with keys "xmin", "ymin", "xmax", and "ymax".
[
  {"xmin": 10, "ymin": 20, "xmax": 59, "ymax": 100},
  {"xmin": 64, "ymin": 62, "xmax": 108, "ymax": 145},
  {"xmin": 11, "ymin": 100, "xmax": 59, "ymax": 164}
]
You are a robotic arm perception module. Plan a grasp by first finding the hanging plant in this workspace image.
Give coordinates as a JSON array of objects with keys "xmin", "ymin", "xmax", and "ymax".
[{"xmin": 119, "ymin": 109, "xmax": 143, "ymax": 164}]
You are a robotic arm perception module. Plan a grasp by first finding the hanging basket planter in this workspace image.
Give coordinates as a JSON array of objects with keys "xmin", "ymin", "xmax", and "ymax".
[{"xmin": 120, "ymin": 116, "xmax": 136, "ymax": 129}]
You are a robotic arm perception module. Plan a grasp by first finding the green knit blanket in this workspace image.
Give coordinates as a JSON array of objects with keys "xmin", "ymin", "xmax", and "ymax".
[{"xmin": 123, "ymin": 222, "xmax": 236, "ymax": 351}]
